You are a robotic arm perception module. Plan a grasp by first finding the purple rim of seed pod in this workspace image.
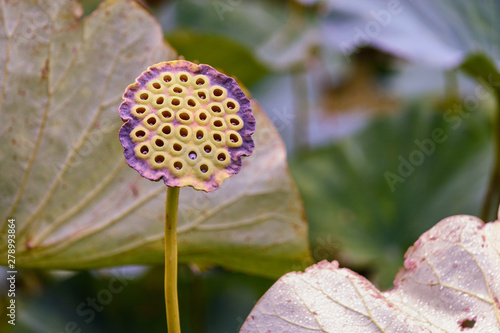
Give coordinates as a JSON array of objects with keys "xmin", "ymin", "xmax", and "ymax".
[{"xmin": 119, "ymin": 60, "xmax": 256, "ymax": 192}]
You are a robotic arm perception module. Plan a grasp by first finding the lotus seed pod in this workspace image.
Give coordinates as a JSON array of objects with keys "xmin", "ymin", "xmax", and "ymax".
[{"xmin": 119, "ymin": 60, "xmax": 255, "ymax": 192}]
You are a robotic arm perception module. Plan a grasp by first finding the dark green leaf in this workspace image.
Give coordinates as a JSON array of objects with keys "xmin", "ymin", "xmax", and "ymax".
[
  {"xmin": 290, "ymin": 102, "xmax": 493, "ymax": 287},
  {"xmin": 165, "ymin": 30, "xmax": 269, "ymax": 87}
]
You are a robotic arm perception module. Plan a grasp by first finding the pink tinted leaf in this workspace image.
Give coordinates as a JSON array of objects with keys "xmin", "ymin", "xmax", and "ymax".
[{"xmin": 241, "ymin": 215, "xmax": 500, "ymax": 332}]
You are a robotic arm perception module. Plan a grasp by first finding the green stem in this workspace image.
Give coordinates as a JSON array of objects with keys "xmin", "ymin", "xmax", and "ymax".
[
  {"xmin": 444, "ymin": 69, "xmax": 459, "ymax": 100},
  {"xmin": 165, "ymin": 186, "xmax": 181, "ymax": 333},
  {"xmin": 292, "ymin": 66, "xmax": 309, "ymax": 152},
  {"xmin": 481, "ymin": 90, "xmax": 500, "ymax": 222}
]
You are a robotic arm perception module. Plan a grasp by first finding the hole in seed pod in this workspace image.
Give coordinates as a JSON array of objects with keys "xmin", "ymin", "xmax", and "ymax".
[
  {"xmin": 213, "ymin": 88, "xmax": 223, "ymax": 97},
  {"xmin": 227, "ymin": 101, "xmax": 235, "ymax": 110},
  {"xmin": 211, "ymin": 105, "xmax": 221, "ymax": 113},
  {"xmin": 173, "ymin": 143, "xmax": 182, "ymax": 151},
  {"xmin": 140, "ymin": 93, "xmax": 149, "ymax": 100},
  {"xmin": 179, "ymin": 74, "xmax": 188, "ymax": 82},
  {"xmin": 179, "ymin": 112, "xmax": 190, "ymax": 121},
  {"xmin": 153, "ymin": 82, "xmax": 161, "ymax": 89},
  {"xmin": 140, "ymin": 145, "xmax": 149, "ymax": 155},
  {"xmin": 213, "ymin": 133, "xmax": 222, "ymax": 142},
  {"xmin": 163, "ymin": 74, "xmax": 172, "ymax": 83},
  {"xmin": 196, "ymin": 78, "xmax": 205, "ymax": 85},
  {"xmin": 162, "ymin": 110, "xmax": 172, "ymax": 118},
  {"xmin": 155, "ymin": 138, "xmax": 164, "ymax": 147},
  {"xmin": 179, "ymin": 128, "xmax": 188, "ymax": 137},
  {"xmin": 155, "ymin": 155, "xmax": 165, "ymax": 163},
  {"xmin": 199, "ymin": 113, "xmax": 207, "ymax": 121},
  {"xmin": 162, "ymin": 125, "xmax": 172, "ymax": 135},
  {"xmin": 230, "ymin": 118, "xmax": 240, "ymax": 126},
  {"xmin": 136, "ymin": 107, "xmax": 146, "ymax": 114},
  {"xmin": 196, "ymin": 130, "xmax": 204, "ymax": 139},
  {"xmin": 204, "ymin": 145, "xmax": 212, "ymax": 153},
  {"xmin": 197, "ymin": 91, "xmax": 206, "ymax": 100},
  {"xmin": 217, "ymin": 153, "xmax": 226, "ymax": 161},
  {"xmin": 200, "ymin": 164, "xmax": 209, "ymax": 173},
  {"xmin": 187, "ymin": 99, "xmax": 196, "ymax": 107},
  {"xmin": 214, "ymin": 120, "xmax": 223, "ymax": 127},
  {"xmin": 147, "ymin": 117, "xmax": 156, "ymax": 126},
  {"xmin": 171, "ymin": 98, "xmax": 180, "ymax": 106},
  {"xmin": 174, "ymin": 161, "xmax": 183, "ymax": 170},
  {"xmin": 230, "ymin": 133, "xmax": 239, "ymax": 143},
  {"xmin": 189, "ymin": 151, "xmax": 197, "ymax": 160},
  {"xmin": 156, "ymin": 96, "xmax": 164, "ymax": 104},
  {"xmin": 136, "ymin": 130, "xmax": 146, "ymax": 138},
  {"xmin": 173, "ymin": 86, "xmax": 183, "ymax": 94}
]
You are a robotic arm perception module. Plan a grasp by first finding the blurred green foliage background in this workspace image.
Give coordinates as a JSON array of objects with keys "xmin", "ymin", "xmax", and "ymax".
[{"xmin": 4, "ymin": 0, "xmax": 499, "ymax": 332}]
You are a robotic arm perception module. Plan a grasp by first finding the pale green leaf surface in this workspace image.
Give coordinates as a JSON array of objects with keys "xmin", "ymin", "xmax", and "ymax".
[
  {"xmin": 241, "ymin": 215, "xmax": 500, "ymax": 332},
  {"xmin": 0, "ymin": 0, "xmax": 312, "ymax": 277}
]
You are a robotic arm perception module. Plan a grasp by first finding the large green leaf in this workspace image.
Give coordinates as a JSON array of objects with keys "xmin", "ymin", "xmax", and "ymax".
[
  {"xmin": 0, "ymin": 0, "xmax": 312, "ymax": 277},
  {"xmin": 290, "ymin": 102, "xmax": 494, "ymax": 287}
]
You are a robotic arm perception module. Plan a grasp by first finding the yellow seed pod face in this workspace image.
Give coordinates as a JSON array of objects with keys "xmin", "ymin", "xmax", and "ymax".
[
  {"xmin": 194, "ymin": 109, "xmax": 210, "ymax": 125},
  {"xmin": 134, "ymin": 142, "xmax": 152, "ymax": 159},
  {"xmin": 175, "ymin": 125, "xmax": 192, "ymax": 142},
  {"xmin": 185, "ymin": 148, "xmax": 201, "ymax": 166},
  {"xmin": 226, "ymin": 130, "xmax": 243, "ymax": 148},
  {"xmin": 193, "ymin": 127, "xmax": 208, "ymax": 144},
  {"xmin": 192, "ymin": 75, "xmax": 210, "ymax": 89},
  {"xmin": 210, "ymin": 117, "xmax": 228, "ymax": 131},
  {"xmin": 135, "ymin": 90, "xmax": 153, "ymax": 104},
  {"xmin": 176, "ymin": 71, "xmax": 192, "ymax": 86},
  {"xmin": 200, "ymin": 142, "xmax": 215, "ymax": 158},
  {"xmin": 226, "ymin": 115, "xmax": 244, "ymax": 131},
  {"xmin": 158, "ymin": 123, "xmax": 174, "ymax": 139},
  {"xmin": 169, "ymin": 140, "xmax": 186, "ymax": 156},
  {"xmin": 194, "ymin": 89, "xmax": 210, "ymax": 104},
  {"xmin": 160, "ymin": 72, "xmax": 175, "ymax": 85},
  {"xmin": 150, "ymin": 152, "xmax": 169, "ymax": 169},
  {"xmin": 169, "ymin": 84, "xmax": 188, "ymax": 97},
  {"xmin": 151, "ymin": 135, "xmax": 168, "ymax": 151},
  {"xmin": 130, "ymin": 126, "xmax": 149, "ymax": 143},
  {"xmin": 142, "ymin": 114, "xmax": 160, "ymax": 131},
  {"xmin": 119, "ymin": 60, "xmax": 255, "ymax": 192},
  {"xmin": 223, "ymin": 98, "xmax": 240, "ymax": 113},
  {"xmin": 176, "ymin": 110, "xmax": 194, "ymax": 125},
  {"xmin": 152, "ymin": 94, "xmax": 168, "ymax": 109},
  {"xmin": 131, "ymin": 105, "xmax": 149, "ymax": 119},
  {"xmin": 209, "ymin": 86, "xmax": 228, "ymax": 101},
  {"xmin": 158, "ymin": 107, "xmax": 175, "ymax": 123},
  {"xmin": 167, "ymin": 96, "xmax": 183, "ymax": 110},
  {"xmin": 207, "ymin": 102, "xmax": 225, "ymax": 117},
  {"xmin": 214, "ymin": 149, "xmax": 231, "ymax": 168},
  {"xmin": 147, "ymin": 79, "xmax": 165, "ymax": 93}
]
